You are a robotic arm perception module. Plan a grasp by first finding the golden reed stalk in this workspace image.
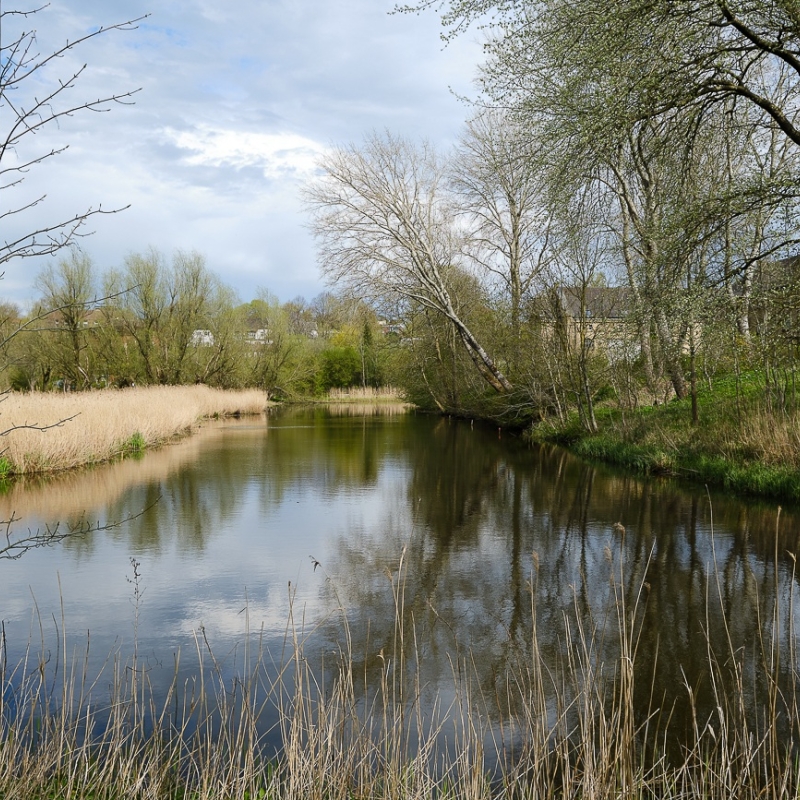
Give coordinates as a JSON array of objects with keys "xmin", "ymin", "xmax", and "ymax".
[{"xmin": 0, "ymin": 385, "xmax": 268, "ymax": 475}]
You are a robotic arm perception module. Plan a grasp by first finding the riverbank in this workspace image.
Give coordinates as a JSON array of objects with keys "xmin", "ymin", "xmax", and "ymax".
[
  {"xmin": 527, "ymin": 373, "xmax": 800, "ymax": 501},
  {"xmin": 0, "ymin": 385, "xmax": 268, "ymax": 476}
]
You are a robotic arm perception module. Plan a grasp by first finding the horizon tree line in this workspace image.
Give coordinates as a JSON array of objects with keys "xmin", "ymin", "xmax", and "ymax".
[{"xmin": 0, "ymin": 247, "xmax": 393, "ymax": 397}]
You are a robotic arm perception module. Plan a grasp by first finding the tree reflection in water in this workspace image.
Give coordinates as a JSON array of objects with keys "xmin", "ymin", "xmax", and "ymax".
[{"xmin": 314, "ymin": 417, "xmax": 800, "ymax": 763}]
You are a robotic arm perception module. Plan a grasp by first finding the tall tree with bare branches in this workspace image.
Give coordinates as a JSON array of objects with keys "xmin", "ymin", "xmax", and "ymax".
[
  {"xmin": 305, "ymin": 131, "xmax": 512, "ymax": 393},
  {"xmin": 450, "ymin": 109, "xmax": 551, "ymax": 340}
]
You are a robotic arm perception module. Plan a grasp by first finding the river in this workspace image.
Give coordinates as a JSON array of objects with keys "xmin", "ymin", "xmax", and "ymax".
[{"xmin": 1, "ymin": 404, "xmax": 798, "ymax": 763}]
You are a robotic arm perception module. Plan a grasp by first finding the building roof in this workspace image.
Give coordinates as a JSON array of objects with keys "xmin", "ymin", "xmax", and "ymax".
[{"xmin": 556, "ymin": 286, "xmax": 632, "ymax": 319}]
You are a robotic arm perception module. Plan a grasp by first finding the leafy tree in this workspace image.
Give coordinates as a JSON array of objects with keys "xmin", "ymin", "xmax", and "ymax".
[
  {"xmin": 321, "ymin": 345, "xmax": 361, "ymax": 389},
  {"xmin": 404, "ymin": 0, "xmax": 800, "ymax": 148},
  {"xmin": 243, "ymin": 292, "xmax": 319, "ymax": 398},
  {"xmin": 33, "ymin": 250, "xmax": 98, "ymax": 389},
  {"xmin": 104, "ymin": 249, "xmax": 238, "ymax": 386}
]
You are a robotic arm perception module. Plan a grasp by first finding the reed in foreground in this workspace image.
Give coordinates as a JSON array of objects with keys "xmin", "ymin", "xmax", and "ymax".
[
  {"xmin": 1, "ymin": 547, "xmax": 798, "ymax": 800},
  {"xmin": 0, "ymin": 385, "xmax": 268, "ymax": 475}
]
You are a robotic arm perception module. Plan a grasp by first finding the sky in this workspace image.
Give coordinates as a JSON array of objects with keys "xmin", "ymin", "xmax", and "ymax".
[{"xmin": 1, "ymin": 0, "xmax": 485, "ymax": 310}]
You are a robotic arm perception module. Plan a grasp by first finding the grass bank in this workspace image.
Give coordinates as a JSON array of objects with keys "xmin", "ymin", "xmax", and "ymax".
[
  {"xmin": 528, "ymin": 373, "xmax": 800, "ymax": 501},
  {"xmin": 0, "ymin": 385, "xmax": 268, "ymax": 476},
  {"xmin": 1, "ymin": 550, "xmax": 797, "ymax": 799}
]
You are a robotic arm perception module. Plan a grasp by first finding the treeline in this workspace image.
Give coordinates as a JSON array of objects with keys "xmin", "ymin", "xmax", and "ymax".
[
  {"xmin": 0, "ymin": 249, "xmax": 393, "ymax": 398},
  {"xmin": 304, "ymin": 0, "xmax": 800, "ymax": 429}
]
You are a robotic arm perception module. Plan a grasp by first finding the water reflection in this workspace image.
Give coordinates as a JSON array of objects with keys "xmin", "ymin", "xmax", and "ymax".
[
  {"xmin": 0, "ymin": 407, "xmax": 798, "ymax": 760},
  {"xmin": 315, "ymin": 420, "xmax": 800, "ymax": 756},
  {"xmin": 0, "ymin": 425, "xmax": 262, "ymax": 519}
]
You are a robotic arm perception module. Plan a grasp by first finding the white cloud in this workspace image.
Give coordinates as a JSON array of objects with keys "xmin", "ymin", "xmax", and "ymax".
[
  {"xmin": 163, "ymin": 126, "xmax": 326, "ymax": 179},
  {"xmin": 0, "ymin": 0, "xmax": 485, "ymax": 307}
]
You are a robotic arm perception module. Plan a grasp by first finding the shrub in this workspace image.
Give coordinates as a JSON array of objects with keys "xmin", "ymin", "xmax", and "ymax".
[
  {"xmin": 122, "ymin": 431, "xmax": 146, "ymax": 453},
  {"xmin": 320, "ymin": 346, "xmax": 361, "ymax": 390}
]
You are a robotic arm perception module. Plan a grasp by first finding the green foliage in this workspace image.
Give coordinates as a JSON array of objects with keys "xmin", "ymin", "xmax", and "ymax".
[
  {"xmin": 320, "ymin": 345, "xmax": 361, "ymax": 390},
  {"xmin": 121, "ymin": 431, "xmax": 146, "ymax": 454},
  {"xmin": 7, "ymin": 367, "xmax": 33, "ymax": 392},
  {"xmin": 0, "ymin": 455, "xmax": 13, "ymax": 478}
]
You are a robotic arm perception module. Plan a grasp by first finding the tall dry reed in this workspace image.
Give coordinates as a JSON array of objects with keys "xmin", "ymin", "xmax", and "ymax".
[
  {"xmin": 0, "ymin": 386, "xmax": 268, "ymax": 474},
  {"xmin": 319, "ymin": 401, "xmax": 411, "ymax": 417},
  {"xmin": 324, "ymin": 386, "xmax": 407, "ymax": 403},
  {"xmin": 0, "ymin": 422, "xmax": 235, "ymax": 522},
  {"xmin": 1, "ymin": 544, "xmax": 798, "ymax": 799},
  {"xmin": 728, "ymin": 404, "xmax": 800, "ymax": 467}
]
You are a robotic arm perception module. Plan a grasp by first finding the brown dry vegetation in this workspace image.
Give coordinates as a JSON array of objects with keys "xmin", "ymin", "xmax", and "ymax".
[
  {"xmin": 0, "ymin": 421, "xmax": 242, "ymax": 521},
  {"xmin": 321, "ymin": 402, "xmax": 412, "ymax": 417},
  {"xmin": 532, "ymin": 373, "xmax": 800, "ymax": 499},
  {"xmin": 324, "ymin": 386, "xmax": 408, "ymax": 402},
  {"xmin": 610, "ymin": 403, "xmax": 800, "ymax": 470},
  {"xmin": 0, "ymin": 386, "xmax": 268, "ymax": 475},
  {"xmin": 726, "ymin": 406, "xmax": 800, "ymax": 467}
]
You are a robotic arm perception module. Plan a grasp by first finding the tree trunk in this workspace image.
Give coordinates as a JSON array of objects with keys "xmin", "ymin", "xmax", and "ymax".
[
  {"xmin": 655, "ymin": 308, "xmax": 687, "ymax": 399},
  {"xmin": 454, "ymin": 323, "xmax": 513, "ymax": 393}
]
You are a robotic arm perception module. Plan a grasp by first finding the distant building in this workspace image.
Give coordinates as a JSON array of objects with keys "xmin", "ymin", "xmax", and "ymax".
[
  {"xmin": 553, "ymin": 286, "xmax": 632, "ymax": 321},
  {"xmin": 751, "ymin": 254, "xmax": 800, "ymax": 340},
  {"xmin": 39, "ymin": 308, "xmax": 105, "ymax": 328},
  {"xmin": 542, "ymin": 286, "xmax": 640, "ymax": 362},
  {"xmin": 190, "ymin": 329, "xmax": 214, "ymax": 346},
  {"xmin": 379, "ymin": 320, "xmax": 406, "ymax": 336},
  {"xmin": 245, "ymin": 328, "xmax": 271, "ymax": 344}
]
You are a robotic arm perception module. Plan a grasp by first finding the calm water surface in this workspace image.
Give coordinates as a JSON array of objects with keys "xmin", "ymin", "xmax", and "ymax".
[{"xmin": 1, "ymin": 405, "xmax": 799, "ymax": 756}]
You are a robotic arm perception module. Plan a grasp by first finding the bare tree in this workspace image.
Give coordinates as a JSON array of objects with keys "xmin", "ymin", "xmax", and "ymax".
[
  {"xmin": 1, "ymin": 3, "xmax": 146, "ymax": 267},
  {"xmin": 305, "ymin": 131, "xmax": 512, "ymax": 393},
  {"xmin": 451, "ymin": 109, "xmax": 551, "ymax": 339},
  {"xmin": 0, "ymin": 5, "xmax": 148, "ymax": 556}
]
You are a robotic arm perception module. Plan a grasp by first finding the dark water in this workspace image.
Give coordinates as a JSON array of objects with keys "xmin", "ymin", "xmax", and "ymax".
[{"xmin": 1, "ymin": 405, "xmax": 798, "ymax": 759}]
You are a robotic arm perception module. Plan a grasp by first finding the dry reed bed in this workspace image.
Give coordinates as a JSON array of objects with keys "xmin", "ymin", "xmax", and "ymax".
[
  {"xmin": 0, "ymin": 386, "xmax": 268, "ymax": 475},
  {"xmin": 639, "ymin": 404, "xmax": 800, "ymax": 468},
  {"xmin": 0, "ymin": 423, "xmax": 234, "ymax": 521},
  {"xmin": 1, "ymin": 550, "xmax": 798, "ymax": 800},
  {"xmin": 728, "ymin": 405, "xmax": 800, "ymax": 466},
  {"xmin": 605, "ymin": 401, "xmax": 800, "ymax": 469},
  {"xmin": 318, "ymin": 401, "xmax": 412, "ymax": 417},
  {"xmin": 324, "ymin": 386, "xmax": 408, "ymax": 403}
]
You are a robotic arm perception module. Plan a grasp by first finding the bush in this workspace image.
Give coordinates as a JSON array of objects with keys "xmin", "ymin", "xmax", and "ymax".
[{"xmin": 320, "ymin": 346, "xmax": 361, "ymax": 390}]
